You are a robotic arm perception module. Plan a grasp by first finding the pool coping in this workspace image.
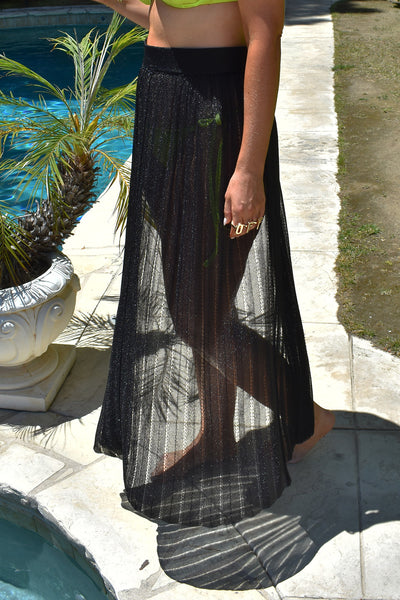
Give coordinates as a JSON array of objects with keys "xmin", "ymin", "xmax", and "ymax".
[
  {"xmin": 0, "ymin": 486, "xmax": 114, "ymax": 599},
  {"xmin": 0, "ymin": 5, "xmax": 114, "ymax": 29}
]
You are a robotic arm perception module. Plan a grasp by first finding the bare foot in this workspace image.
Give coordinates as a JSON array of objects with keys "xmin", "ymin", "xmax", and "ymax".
[
  {"xmin": 289, "ymin": 403, "xmax": 335, "ymax": 464},
  {"xmin": 152, "ymin": 433, "xmax": 236, "ymax": 478}
]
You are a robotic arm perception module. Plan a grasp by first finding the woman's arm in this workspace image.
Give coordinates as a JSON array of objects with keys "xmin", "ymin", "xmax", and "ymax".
[
  {"xmin": 91, "ymin": 0, "xmax": 150, "ymax": 29},
  {"xmin": 224, "ymin": 0, "xmax": 285, "ymax": 238}
]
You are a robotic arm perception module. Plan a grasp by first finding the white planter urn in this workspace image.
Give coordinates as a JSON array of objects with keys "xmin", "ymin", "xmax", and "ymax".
[{"xmin": 0, "ymin": 252, "xmax": 80, "ymax": 411}]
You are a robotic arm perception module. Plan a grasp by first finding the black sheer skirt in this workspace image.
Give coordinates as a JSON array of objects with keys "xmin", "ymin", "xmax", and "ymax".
[{"xmin": 94, "ymin": 45, "xmax": 314, "ymax": 527}]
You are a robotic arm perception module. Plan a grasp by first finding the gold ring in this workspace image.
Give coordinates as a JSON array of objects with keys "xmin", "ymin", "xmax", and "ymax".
[
  {"xmin": 256, "ymin": 216, "xmax": 264, "ymax": 230},
  {"xmin": 233, "ymin": 223, "xmax": 247, "ymax": 235}
]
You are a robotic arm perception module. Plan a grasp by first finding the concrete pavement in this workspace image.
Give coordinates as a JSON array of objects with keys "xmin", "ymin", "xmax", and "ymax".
[{"xmin": 0, "ymin": 1, "xmax": 399, "ymax": 599}]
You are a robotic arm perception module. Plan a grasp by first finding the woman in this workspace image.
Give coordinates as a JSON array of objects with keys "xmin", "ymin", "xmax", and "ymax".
[{"xmin": 93, "ymin": 0, "xmax": 335, "ymax": 526}]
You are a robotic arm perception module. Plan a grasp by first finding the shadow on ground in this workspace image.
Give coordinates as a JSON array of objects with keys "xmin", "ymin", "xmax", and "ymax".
[
  {"xmin": 284, "ymin": 0, "xmax": 381, "ymax": 26},
  {"xmin": 153, "ymin": 410, "xmax": 399, "ymax": 590},
  {"xmin": 331, "ymin": 0, "xmax": 382, "ymax": 13}
]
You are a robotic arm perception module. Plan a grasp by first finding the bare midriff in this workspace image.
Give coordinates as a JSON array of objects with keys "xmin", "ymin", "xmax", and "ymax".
[{"xmin": 147, "ymin": 0, "xmax": 246, "ymax": 48}]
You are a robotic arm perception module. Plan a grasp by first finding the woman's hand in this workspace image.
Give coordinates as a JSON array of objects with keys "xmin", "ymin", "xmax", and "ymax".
[{"xmin": 224, "ymin": 168, "xmax": 265, "ymax": 239}]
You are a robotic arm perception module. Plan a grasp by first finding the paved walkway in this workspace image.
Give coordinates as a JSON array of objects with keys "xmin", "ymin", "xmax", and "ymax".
[{"xmin": 1, "ymin": 1, "xmax": 399, "ymax": 599}]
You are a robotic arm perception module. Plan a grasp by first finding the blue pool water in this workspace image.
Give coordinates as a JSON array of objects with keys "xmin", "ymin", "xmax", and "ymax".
[
  {"xmin": 0, "ymin": 518, "xmax": 108, "ymax": 600},
  {"xmin": 0, "ymin": 24, "xmax": 144, "ymax": 214}
]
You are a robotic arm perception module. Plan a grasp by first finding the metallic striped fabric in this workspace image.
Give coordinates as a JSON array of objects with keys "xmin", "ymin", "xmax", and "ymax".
[{"xmin": 94, "ymin": 45, "xmax": 314, "ymax": 527}]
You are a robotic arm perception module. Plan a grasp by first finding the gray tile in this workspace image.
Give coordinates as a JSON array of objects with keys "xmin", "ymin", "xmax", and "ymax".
[
  {"xmin": 272, "ymin": 430, "xmax": 362, "ymax": 598},
  {"xmin": 303, "ymin": 323, "xmax": 352, "ymax": 414},
  {"xmin": 289, "ymin": 228, "xmax": 338, "ymax": 253},
  {"xmin": 34, "ymin": 457, "xmax": 160, "ymax": 594},
  {"xmin": 291, "ymin": 250, "xmax": 339, "ymax": 324},
  {"xmin": 3, "ymin": 408, "xmax": 99, "ymax": 466},
  {"xmin": 49, "ymin": 346, "xmax": 110, "ymax": 418},
  {"xmin": 0, "ymin": 409, "xmax": 18, "ymax": 424},
  {"xmin": 358, "ymin": 431, "xmax": 400, "ymax": 599},
  {"xmin": 279, "ymin": 132, "xmax": 337, "ymax": 169},
  {"xmin": 284, "ymin": 195, "xmax": 340, "ymax": 234},
  {"xmin": 0, "ymin": 444, "xmax": 64, "ymax": 495},
  {"xmin": 280, "ymin": 161, "xmax": 338, "ymax": 198},
  {"xmin": 276, "ymin": 105, "xmax": 337, "ymax": 135},
  {"xmin": 352, "ymin": 336, "xmax": 400, "ymax": 429},
  {"xmin": 135, "ymin": 588, "xmax": 270, "ymax": 600},
  {"xmin": 0, "ymin": 410, "xmax": 68, "ymax": 443}
]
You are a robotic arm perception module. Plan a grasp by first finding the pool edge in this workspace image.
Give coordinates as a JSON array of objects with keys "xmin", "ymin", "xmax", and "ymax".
[
  {"xmin": 0, "ymin": 484, "xmax": 117, "ymax": 600},
  {"xmin": 0, "ymin": 6, "xmax": 114, "ymax": 29}
]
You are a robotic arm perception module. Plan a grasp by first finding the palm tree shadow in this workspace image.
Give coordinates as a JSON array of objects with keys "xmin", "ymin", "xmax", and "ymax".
[{"xmin": 146, "ymin": 410, "xmax": 399, "ymax": 590}]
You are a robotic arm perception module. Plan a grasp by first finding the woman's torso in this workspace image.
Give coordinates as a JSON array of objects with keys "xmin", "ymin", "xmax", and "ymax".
[{"xmin": 146, "ymin": 0, "xmax": 246, "ymax": 48}]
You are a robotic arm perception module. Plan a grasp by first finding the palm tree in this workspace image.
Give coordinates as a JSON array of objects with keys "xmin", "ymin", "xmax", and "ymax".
[{"xmin": 0, "ymin": 13, "xmax": 146, "ymax": 289}]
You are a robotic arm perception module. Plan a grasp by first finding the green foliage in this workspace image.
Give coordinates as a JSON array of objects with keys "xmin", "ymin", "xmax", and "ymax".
[
  {"xmin": 0, "ymin": 14, "xmax": 146, "ymax": 288},
  {"xmin": 0, "ymin": 203, "xmax": 31, "ymax": 287}
]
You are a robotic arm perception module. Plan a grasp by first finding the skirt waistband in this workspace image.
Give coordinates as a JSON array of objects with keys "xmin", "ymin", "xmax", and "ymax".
[{"xmin": 143, "ymin": 44, "xmax": 247, "ymax": 75}]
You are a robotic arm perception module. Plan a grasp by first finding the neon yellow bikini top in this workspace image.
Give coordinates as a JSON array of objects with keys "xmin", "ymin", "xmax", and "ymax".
[{"xmin": 139, "ymin": 0, "xmax": 236, "ymax": 7}]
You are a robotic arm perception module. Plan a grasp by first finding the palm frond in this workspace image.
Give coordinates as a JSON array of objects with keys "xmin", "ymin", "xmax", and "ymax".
[
  {"xmin": 0, "ymin": 14, "xmax": 143, "ymax": 288},
  {"xmin": 94, "ymin": 149, "xmax": 131, "ymax": 233},
  {"xmin": 0, "ymin": 55, "xmax": 72, "ymax": 114},
  {"xmin": 0, "ymin": 207, "xmax": 31, "ymax": 287},
  {"xmin": 92, "ymin": 80, "xmax": 137, "ymax": 120}
]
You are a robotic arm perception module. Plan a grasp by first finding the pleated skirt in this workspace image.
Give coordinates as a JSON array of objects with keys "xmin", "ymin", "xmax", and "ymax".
[{"xmin": 94, "ymin": 44, "xmax": 314, "ymax": 527}]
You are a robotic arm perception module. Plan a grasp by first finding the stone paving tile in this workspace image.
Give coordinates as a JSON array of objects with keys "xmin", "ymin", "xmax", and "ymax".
[
  {"xmin": 279, "ymin": 71, "xmax": 335, "ymax": 101},
  {"xmin": 86, "ymin": 288, "xmax": 121, "ymax": 336},
  {"xmin": 0, "ymin": 444, "xmax": 64, "ymax": 495},
  {"xmin": 0, "ymin": 409, "xmax": 18, "ymax": 424},
  {"xmin": 74, "ymin": 271, "xmax": 117, "ymax": 315},
  {"xmin": 129, "ymin": 589, "xmax": 275, "ymax": 600},
  {"xmin": 1, "ymin": 409, "xmax": 99, "ymax": 466},
  {"xmin": 52, "ymin": 270, "xmax": 117, "ymax": 347},
  {"xmin": 258, "ymin": 591, "xmax": 282, "ymax": 600},
  {"xmin": 276, "ymin": 106, "xmax": 337, "ymax": 134},
  {"xmin": 96, "ymin": 267, "xmax": 123, "ymax": 317},
  {"xmin": 358, "ymin": 431, "xmax": 400, "ymax": 600},
  {"xmin": 284, "ymin": 197, "xmax": 339, "ymax": 254},
  {"xmin": 48, "ymin": 346, "xmax": 110, "ymax": 418},
  {"xmin": 279, "ymin": 132, "xmax": 337, "ymax": 168},
  {"xmin": 289, "ymin": 228, "xmax": 339, "ymax": 254},
  {"xmin": 284, "ymin": 195, "xmax": 339, "ymax": 234},
  {"xmin": 34, "ymin": 456, "xmax": 160, "ymax": 596},
  {"xmin": 276, "ymin": 528, "xmax": 361, "ymax": 599},
  {"xmin": 279, "ymin": 162, "xmax": 338, "ymax": 201},
  {"xmin": 290, "ymin": 250, "xmax": 339, "ymax": 324},
  {"xmin": 279, "ymin": 93, "xmax": 335, "ymax": 118},
  {"xmin": 274, "ymin": 430, "xmax": 362, "ymax": 598},
  {"xmin": 303, "ymin": 323, "xmax": 353, "ymax": 427},
  {"xmin": 352, "ymin": 337, "xmax": 400, "ymax": 429},
  {"xmin": 282, "ymin": 34, "xmax": 334, "ymax": 61},
  {"xmin": 64, "ymin": 178, "xmax": 125, "ymax": 254},
  {"xmin": 66, "ymin": 252, "xmax": 122, "ymax": 278},
  {"xmin": 75, "ymin": 311, "xmax": 115, "ymax": 349},
  {"xmin": 0, "ymin": 411, "xmax": 62, "ymax": 439},
  {"xmin": 284, "ymin": 25, "xmax": 334, "ymax": 40}
]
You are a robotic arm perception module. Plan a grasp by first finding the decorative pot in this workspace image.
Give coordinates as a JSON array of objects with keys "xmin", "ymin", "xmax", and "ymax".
[{"xmin": 0, "ymin": 252, "xmax": 80, "ymax": 411}]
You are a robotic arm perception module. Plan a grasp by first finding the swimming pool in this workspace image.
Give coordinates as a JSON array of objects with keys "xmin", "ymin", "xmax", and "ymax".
[
  {"xmin": 0, "ymin": 23, "xmax": 144, "ymax": 214},
  {"xmin": 0, "ymin": 517, "xmax": 109, "ymax": 600}
]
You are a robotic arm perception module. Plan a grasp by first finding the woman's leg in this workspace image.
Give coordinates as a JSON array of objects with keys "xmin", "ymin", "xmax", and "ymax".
[
  {"xmin": 152, "ymin": 352, "xmax": 237, "ymax": 475},
  {"xmin": 152, "ymin": 228, "xmax": 283, "ymax": 476},
  {"xmin": 289, "ymin": 403, "xmax": 335, "ymax": 463}
]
